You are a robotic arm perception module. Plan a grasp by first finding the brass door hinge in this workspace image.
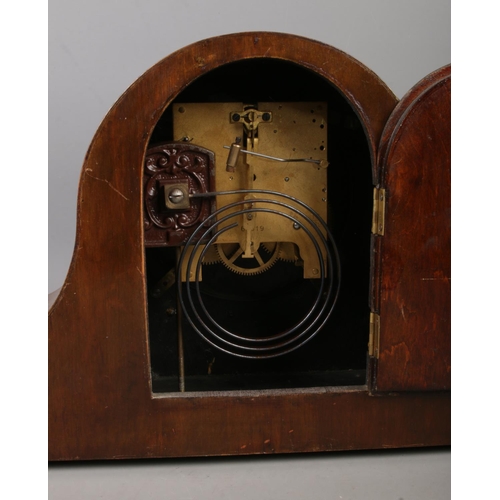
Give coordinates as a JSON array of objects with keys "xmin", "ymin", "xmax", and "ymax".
[
  {"xmin": 368, "ymin": 312, "xmax": 380, "ymax": 359},
  {"xmin": 371, "ymin": 188, "xmax": 386, "ymax": 235}
]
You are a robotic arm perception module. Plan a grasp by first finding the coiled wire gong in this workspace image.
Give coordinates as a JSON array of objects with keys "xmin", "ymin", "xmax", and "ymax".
[{"xmin": 177, "ymin": 189, "xmax": 341, "ymax": 359}]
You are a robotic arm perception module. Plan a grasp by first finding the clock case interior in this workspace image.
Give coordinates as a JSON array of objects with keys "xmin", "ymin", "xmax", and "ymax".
[{"xmin": 144, "ymin": 59, "xmax": 373, "ymax": 393}]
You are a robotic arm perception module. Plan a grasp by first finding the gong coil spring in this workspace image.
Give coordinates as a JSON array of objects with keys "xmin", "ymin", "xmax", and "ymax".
[{"xmin": 177, "ymin": 189, "xmax": 341, "ymax": 359}]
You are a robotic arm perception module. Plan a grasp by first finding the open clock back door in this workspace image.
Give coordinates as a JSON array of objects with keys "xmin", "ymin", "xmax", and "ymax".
[{"xmin": 372, "ymin": 65, "xmax": 451, "ymax": 392}]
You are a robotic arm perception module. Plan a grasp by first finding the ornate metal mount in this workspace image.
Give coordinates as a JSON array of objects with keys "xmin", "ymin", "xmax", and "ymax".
[{"xmin": 143, "ymin": 142, "xmax": 215, "ymax": 247}]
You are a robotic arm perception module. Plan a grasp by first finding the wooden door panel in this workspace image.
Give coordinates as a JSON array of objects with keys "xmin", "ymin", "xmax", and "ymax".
[{"xmin": 374, "ymin": 66, "xmax": 451, "ymax": 392}]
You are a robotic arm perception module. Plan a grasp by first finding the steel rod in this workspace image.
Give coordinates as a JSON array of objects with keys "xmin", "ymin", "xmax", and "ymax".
[{"xmin": 223, "ymin": 145, "xmax": 326, "ymax": 166}]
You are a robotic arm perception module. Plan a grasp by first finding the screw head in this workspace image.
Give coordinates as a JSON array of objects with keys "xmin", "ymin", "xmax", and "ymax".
[
  {"xmin": 168, "ymin": 188, "xmax": 185, "ymax": 204},
  {"xmin": 262, "ymin": 112, "xmax": 271, "ymax": 122},
  {"xmin": 293, "ymin": 222, "xmax": 300, "ymax": 230},
  {"xmin": 232, "ymin": 113, "xmax": 241, "ymax": 122}
]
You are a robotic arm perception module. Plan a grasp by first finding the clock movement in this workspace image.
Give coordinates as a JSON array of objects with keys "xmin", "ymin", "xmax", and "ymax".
[{"xmin": 49, "ymin": 32, "xmax": 450, "ymax": 460}]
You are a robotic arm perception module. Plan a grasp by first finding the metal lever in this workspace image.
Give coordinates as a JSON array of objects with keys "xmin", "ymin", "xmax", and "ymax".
[
  {"xmin": 225, "ymin": 137, "xmax": 242, "ymax": 172},
  {"xmin": 224, "ymin": 142, "xmax": 329, "ymax": 169}
]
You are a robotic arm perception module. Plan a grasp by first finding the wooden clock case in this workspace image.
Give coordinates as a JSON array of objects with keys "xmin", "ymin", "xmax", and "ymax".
[{"xmin": 48, "ymin": 32, "xmax": 450, "ymax": 460}]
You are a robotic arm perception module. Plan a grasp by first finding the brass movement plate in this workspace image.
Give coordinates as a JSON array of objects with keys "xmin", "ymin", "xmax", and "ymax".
[{"xmin": 174, "ymin": 102, "xmax": 328, "ymax": 279}]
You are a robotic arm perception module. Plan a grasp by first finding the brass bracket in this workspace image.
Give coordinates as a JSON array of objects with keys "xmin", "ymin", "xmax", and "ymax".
[
  {"xmin": 230, "ymin": 107, "xmax": 273, "ymax": 133},
  {"xmin": 162, "ymin": 181, "xmax": 190, "ymax": 210},
  {"xmin": 371, "ymin": 188, "xmax": 386, "ymax": 235},
  {"xmin": 368, "ymin": 312, "xmax": 380, "ymax": 359},
  {"xmin": 150, "ymin": 267, "xmax": 176, "ymax": 298}
]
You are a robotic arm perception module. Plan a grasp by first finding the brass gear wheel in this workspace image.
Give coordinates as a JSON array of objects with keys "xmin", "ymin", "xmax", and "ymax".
[
  {"xmin": 216, "ymin": 242, "xmax": 281, "ymax": 275},
  {"xmin": 201, "ymin": 245, "xmax": 221, "ymax": 265},
  {"xmin": 263, "ymin": 242, "xmax": 300, "ymax": 263}
]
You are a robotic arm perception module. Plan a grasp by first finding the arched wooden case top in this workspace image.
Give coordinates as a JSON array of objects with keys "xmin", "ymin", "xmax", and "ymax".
[{"xmin": 49, "ymin": 32, "xmax": 450, "ymax": 460}]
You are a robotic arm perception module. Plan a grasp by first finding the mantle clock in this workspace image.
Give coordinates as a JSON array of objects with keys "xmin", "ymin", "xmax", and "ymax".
[{"xmin": 49, "ymin": 32, "xmax": 450, "ymax": 460}]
